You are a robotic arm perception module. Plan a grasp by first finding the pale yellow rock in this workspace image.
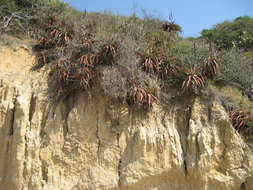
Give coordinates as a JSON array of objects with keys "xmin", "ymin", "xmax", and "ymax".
[{"xmin": 0, "ymin": 38, "xmax": 252, "ymax": 190}]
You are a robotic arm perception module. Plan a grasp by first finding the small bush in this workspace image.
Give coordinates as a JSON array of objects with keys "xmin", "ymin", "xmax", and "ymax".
[
  {"xmin": 145, "ymin": 30, "xmax": 172, "ymax": 49},
  {"xmin": 0, "ymin": 0, "xmax": 73, "ymax": 37},
  {"xmin": 118, "ymin": 16, "xmax": 146, "ymax": 42},
  {"xmin": 173, "ymin": 39, "xmax": 210, "ymax": 68},
  {"xmin": 215, "ymin": 48, "xmax": 253, "ymax": 97},
  {"xmin": 162, "ymin": 22, "xmax": 182, "ymax": 33},
  {"xmin": 99, "ymin": 66, "xmax": 127, "ymax": 101},
  {"xmin": 201, "ymin": 16, "xmax": 253, "ymax": 51}
]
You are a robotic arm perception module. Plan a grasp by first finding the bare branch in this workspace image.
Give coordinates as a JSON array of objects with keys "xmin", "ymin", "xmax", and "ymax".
[{"xmin": 0, "ymin": 5, "xmax": 38, "ymax": 32}]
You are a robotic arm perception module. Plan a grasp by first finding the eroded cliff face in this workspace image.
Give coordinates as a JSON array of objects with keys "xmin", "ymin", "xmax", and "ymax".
[{"xmin": 0, "ymin": 40, "xmax": 253, "ymax": 190}]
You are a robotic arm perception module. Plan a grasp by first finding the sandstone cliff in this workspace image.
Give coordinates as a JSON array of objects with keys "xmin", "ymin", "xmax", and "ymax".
[{"xmin": 0, "ymin": 38, "xmax": 253, "ymax": 190}]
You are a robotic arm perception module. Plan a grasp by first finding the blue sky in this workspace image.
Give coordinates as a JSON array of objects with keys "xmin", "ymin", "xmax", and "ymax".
[{"xmin": 63, "ymin": 0, "xmax": 253, "ymax": 37}]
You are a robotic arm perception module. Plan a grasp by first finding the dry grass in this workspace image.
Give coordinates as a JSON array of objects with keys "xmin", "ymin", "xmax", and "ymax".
[{"xmin": 209, "ymin": 84, "xmax": 253, "ymax": 113}]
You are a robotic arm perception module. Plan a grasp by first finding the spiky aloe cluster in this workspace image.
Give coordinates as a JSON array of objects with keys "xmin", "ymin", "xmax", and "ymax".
[
  {"xmin": 136, "ymin": 46, "xmax": 179, "ymax": 78},
  {"xmin": 181, "ymin": 67, "xmax": 205, "ymax": 93},
  {"xmin": 230, "ymin": 110, "xmax": 253, "ymax": 133},
  {"xmin": 136, "ymin": 45, "xmax": 221, "ymax": 94},
  {"xmin": 34, "ymin": 12, "xmax": 222, "ymax": 108},
  {"xmin": 203, "ymin": 56, "xmax": 221, "ymax": 80},
  {"xmin": 34, "ymin": 14, "xmax": 121, "ymax": 96},
  {"xmin": 127, "ymin": 78, "xmax": 158, "ymax": 106}
]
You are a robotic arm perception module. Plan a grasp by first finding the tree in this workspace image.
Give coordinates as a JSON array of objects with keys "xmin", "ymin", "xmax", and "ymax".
[
  {"xmin": 201, "ymin": 16, "xmax": 253, "ymax": 51},
  {"xmin": 0, "ymin": 0, "xmax": 68, "ymax": 34}
]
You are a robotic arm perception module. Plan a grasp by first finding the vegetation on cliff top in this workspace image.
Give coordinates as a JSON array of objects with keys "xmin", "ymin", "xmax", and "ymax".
[{"xmin": 1, "ymin": 0, "xmax": 253, "ymax": 134}]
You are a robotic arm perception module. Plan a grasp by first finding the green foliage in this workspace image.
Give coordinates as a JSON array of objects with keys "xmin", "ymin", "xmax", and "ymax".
[
  {"xmin": 215, "ymin": 48, "xmax": 253, "ymax": 96},
  {"xmin": 201, "ymin": 16, "xmax": 253, "ymax": 51},
  {"xmin": 0, "ymin": 0, "xmax": 18, "ymax": 11},
  {"xmin": 201, "ymin": 29, "xmax": 215, "ymax": 42},
  {"xmin": 0, "ymin": 0, "xmax": 69, "ymax": 36},
  {"xmin": 172, "ymin": 38, "xmax": 210, "ymax": 68},
  {"xmin": 0, "ymin": 0, "xmax": 39, "ymax": 11},
  {"xmin": 145, "ymin": 30, "xmax": 177, "ymax": 50}
]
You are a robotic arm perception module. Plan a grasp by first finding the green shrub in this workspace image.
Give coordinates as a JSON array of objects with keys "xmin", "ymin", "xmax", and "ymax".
[
  {"xmin": 173, "ymin": 38, "xmax": 210, "ymax": 68},
  {"xmin": 145, "ymin": 30, "xmax": 172, "ymax": 49},
  {"xmin": 201, "ymin": 16, "xmax": 253, "ymax": 51},
  {"xmin": 118, "ymin": 16, "xmax": 146, "ymax": 42},
  {"xmin": 215, "ymin": 48, "xmax": 253, "ymax": 97},
  {"xmin": 0, "ymin": 0, "xmax": 70, "ymax": 36}
]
